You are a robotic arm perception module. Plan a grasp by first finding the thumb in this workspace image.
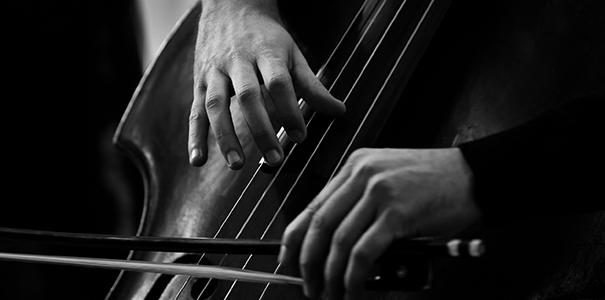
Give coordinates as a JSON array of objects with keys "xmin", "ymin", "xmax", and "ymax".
[{"xmin": 291, "ymin": 47, "xmax": 346, "ymax": 116}]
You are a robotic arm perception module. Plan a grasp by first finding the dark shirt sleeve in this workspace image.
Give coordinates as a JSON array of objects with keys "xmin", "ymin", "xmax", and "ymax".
[{"xmin": 458, "ymin": 94, "xmax": 604, "ymax": 221}]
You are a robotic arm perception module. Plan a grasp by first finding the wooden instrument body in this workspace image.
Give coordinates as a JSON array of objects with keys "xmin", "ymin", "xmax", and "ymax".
[{"xmin": 109, "ymin": 0, "xmax": 605, "ymax": 299}]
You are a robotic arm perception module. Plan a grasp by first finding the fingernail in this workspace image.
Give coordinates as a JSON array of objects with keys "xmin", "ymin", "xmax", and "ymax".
[
  {"xmin": 277, "ymin": 245, "xmax": 287, "ymax": 264},
  {"xmin": 290, "ymin": 130, "xmax": 305, "ymax": 143},
  {"xmin": 226, "ymin": 151, "xmax": 241, "ymax": 167},
  {"xmin": 190, "ymin": 149, "xmax": 202, "ymax": 166},
  {"xmin": 302, "ymin": 280, "xmax": 318, "ymax": 299},
  {"xmin": 303, "ymin": 284, "xmax": 310, "ymax": 298},
  {"xmin": 265, "ymin": 149, "xmax": 281, "ymax": 165}
]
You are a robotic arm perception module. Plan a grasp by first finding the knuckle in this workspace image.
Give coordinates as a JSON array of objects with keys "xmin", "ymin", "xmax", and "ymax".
[
  {"xmin": 349, "ymin": 148, "xmax": 371, "ymax": 160},
  {"xmin": 382, "ymin": 208, "xmax": 409, "ymax": 238},
  {"xmin": 331, "ymin": 230, "xmax": 353, "ymax": 251},
  {"xmin": 205, "ymin": 94, "xmax": 225, "ymax": 111},
  {"xmin": 266, "ymin": 73, "xmax": 290, "ymax": 91},
  {"xmin": 347, "ymin": 148, "xmax": 378, "ymax": 175},
  {"xmin": 189, "ymin": 111, "xmax": 205, "ymax": 122},
  {"xmin": 310, "ymin": 213, "xmax": 327, "ymax": 231},
  {"xmin": 297, "ymin": 204, "xmax": 320, "ymax": 222},
  {"xmin": 303, "ymin": 205, "xmax": 320, "ymax": 217},
  {"xmin": 237, "ymin": 84, "xmax": 260, "ymax": 102},
  {"xmin": 367, "ymin": 175, "xmax": 390, "ymax": 196},
  {"xmin": 350, "ymin": 246, "xmax": 372, "ymax": 267},
  {"xmin": 354, "ymin": 160, "xmax": 378, "ymax": 177},
  {"xmin": 228, "ymin": 51, "xmax": 247, "ymax": 64},
  {"xmin": 193, "ymin": 77, "xmax": 206, "ymax": 90}
]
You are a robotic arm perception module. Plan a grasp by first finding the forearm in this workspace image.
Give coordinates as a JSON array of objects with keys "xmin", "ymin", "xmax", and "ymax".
[{"xmin": 459, "ymin": 94, "xmax": 604, "ymax": 221}]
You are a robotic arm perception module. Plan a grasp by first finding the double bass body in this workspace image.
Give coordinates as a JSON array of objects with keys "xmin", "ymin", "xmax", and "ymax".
[{"xmin": 109, "ymin": 0, "xmax": 605, "ymax": 299}]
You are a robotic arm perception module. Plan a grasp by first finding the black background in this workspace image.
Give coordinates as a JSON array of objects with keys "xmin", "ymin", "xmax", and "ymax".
[{"xmin": 2, "ymin": 1, "xmax": 143, "ymax": 298}]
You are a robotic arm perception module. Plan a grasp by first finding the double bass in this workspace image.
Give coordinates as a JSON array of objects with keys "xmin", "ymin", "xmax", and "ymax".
[
  {"xmin": 3, "ymin": 0, "xmax": 604, "ymax": 299},
  {"xmin": 109, "ymin": 0, "xmax": 605, "ymax": 299}
]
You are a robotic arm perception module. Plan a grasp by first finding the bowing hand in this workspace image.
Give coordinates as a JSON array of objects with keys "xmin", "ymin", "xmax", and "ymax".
[{"xmin": 279, "ymin": 148, "xmax": 480, "ymax": 299}]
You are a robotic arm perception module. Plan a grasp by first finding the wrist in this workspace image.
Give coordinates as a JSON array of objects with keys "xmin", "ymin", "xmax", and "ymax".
[{"xmin": 453, "ymin": 147, "xmax": 480, "ymax": 221}]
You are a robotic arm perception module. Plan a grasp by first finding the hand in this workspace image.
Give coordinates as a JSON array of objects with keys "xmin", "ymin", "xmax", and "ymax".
[
  {"xmin": 279, "ymin": 148, "xmax": 480, "ymax": 299},
  {"xmin": 189, "ymin": 0, "xmax": 346, "ymax": 169}
]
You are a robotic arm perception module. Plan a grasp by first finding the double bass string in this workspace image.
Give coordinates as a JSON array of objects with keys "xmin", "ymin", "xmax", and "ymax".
[
  {"xmin": 220, "ymin": 2, "xmax": 398, "ymax": 299},
  {"xmin": 194, "ymin": 1, "xmax": 387, "ymax": 298},
  {"xmin": 257, "ymin": 0, "xmax": 436, "ymax": 299},
  {"xmin": 225, "ymin": 0, "xmax": 416, "ymax": 298},
  {"xmin": 171, "ymin": 168, "xmax": 265, "ymax": 299},
  {"xmin": 327, "ymin": 0, "xmax": 436, "ymax": 181},
  {"xmin": 172, "ymin": 1, "xmax": 375, "ymax": 299}
]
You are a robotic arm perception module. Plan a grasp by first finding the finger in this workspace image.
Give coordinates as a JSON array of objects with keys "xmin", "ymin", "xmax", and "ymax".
[
  {"xmin": 260, "ymin": 85, "xmax": 278, "ymax": 126},
  {"xmin": 279, "ymin": 165, "xmax": 352, "ymax": 267},
  {"xmin": 323, "ymin": 190, "xmax": 377, "ymax": 299},
  {"xmin": 291, "ymin": 46, "xmax": 346, "ymax": 116},
  {"xmin": 205, "ymin": 69, "xmax": 244, "ymax": 169},
  {"xmin": 279, "ymin": 205, "xmax": 314, "ymax": 272},
  {"xmin": 299, "ymin": 175, "xmax": 366, "ymax": 299},
  {"xmin": 257, "ymin": 56, "xmax": 306, "ymax": 143},
  {"xmin": 189, "ymin": 82, "xmax": 209, "ymax": 167},
  {"xmin": 229, "ymin": 61, "xmax": 282, "ymax": 166},
  {"xmin": 344, "ymin": 211, "xmax": 402, "ymax": 300}
]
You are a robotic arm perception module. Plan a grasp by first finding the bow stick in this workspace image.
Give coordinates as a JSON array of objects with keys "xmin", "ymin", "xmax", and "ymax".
[
  {"xmin": 0, "ymin": 252, "xmax": 303, "ymax": 285},
  {"xmin": 0, "ymin": 227, "xmax": 485, "ymax": 258}
]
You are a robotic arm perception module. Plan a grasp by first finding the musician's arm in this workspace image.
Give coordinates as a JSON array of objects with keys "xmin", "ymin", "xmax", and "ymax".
[
  {"xmin": 459, "ymin": 94, "xmax": 605, "ymax": 221},
  {"xmin": 279, "ymin": 94, "xmax": 604, "ymax": 299}
]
